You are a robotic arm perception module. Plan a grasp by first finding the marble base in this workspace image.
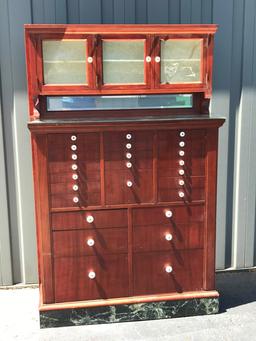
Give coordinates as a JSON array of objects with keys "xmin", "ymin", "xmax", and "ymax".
[{"xmin": 40, "ymin": 297, "xmax": 219, "ymax": 328}]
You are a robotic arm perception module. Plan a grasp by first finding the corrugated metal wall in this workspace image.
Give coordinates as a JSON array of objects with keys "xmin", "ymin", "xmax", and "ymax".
[{"xmin": 0, "ymin": 0, "xmax": 255, "ymax": 285}]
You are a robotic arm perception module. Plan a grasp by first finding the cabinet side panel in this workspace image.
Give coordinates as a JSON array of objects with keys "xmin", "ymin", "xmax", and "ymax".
[
  {"xmin": 31, "ymin": 134, "xmax": 54, "ymax": 303},
  {"xmin": 203, "ymin": 128, "xmax": 218, "ymax": 290}
]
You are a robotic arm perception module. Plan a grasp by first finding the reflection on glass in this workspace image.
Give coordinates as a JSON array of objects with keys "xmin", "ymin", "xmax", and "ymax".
[
  {"xmin": 103, "ymin": 41, "xmax": 144, "ymax": 84},
  {"xmin": 47, "ymin": 94, "xmax": 193, "ymax": 111},
  {"xmin": 161, "ymin": 39, "xmax": 201, "ymax": 84},
  {"xmin": 42, "ymin": 40, "xmax": 87, "ymax": 84}
]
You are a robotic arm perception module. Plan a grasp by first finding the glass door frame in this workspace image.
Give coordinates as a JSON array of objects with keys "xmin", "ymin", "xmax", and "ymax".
[
  {"xmin": 97, "ymin": 34, "xmax": 153, "ymax": 91},
  {"xmin": 37, "ymin": 34, "xmax": 97, "ymax": 94},
  {"xmin": 154, "ymin": 34, "xmax": 208, "ymax": 92}
]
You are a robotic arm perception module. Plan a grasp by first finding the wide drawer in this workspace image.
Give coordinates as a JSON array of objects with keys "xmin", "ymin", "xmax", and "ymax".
[
  {"xmin": 53, "ymin": 227, "xmax": 128, "ymax": 256},
  {"xmin": 132, "ymin": 205, "xmax": 204, "ymax": 226},
  {"xmin": 133, "ymin": 222, "xmax": 203, "ymax": 252},
  {"xmin": 51, "ymin": 209, "xmax": 127, "ymax": 230},
  {"xmin": 54, "ymin": 254, "xmax": 129, "ymax": 302},
  {"xmin": 133, "ymin": 249, "xmax": 203, "ymax": 296}
]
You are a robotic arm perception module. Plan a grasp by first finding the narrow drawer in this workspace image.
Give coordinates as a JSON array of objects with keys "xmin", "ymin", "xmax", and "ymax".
[
  {"xmin": 54, "ymin": 254, "xmax": 129, "ymax": 302},
  {"xmin": 53, "ymin": 227, "xmax": 128, "ymax": 257},
  {"xmin": 133, "ymin": 249, "xmax": 203, "ymax": 296},
  {"xmin": 51, "ymin": 209, "xmax": 127, "ymax": 230},
  {"xmin": 132, "ymin": 205, "xmax": 204, "ymax": 227},
  {"xmin": 133, "ymin": 222, "xmax": 203, "ymax": 252}
]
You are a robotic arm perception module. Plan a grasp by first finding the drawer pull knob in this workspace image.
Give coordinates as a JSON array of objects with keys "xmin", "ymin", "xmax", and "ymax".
[
  {"xmin": 165, "ymin": 265, "xmax": 173, "ymax": 273},
  {"xmin": 73, "ymin": 185, "xmax": 78, "ymax": 191},
  {"xmin": 71, "ymin": 135, "xmax": 77, "ymax": 141},
  {"xmin": 179, "ymin": 160, "xmax": 185, "ymax": 166},
  {"xmin": 73, "ymin": 197, "xmax": 79, "ymax": 203},
  {"xmin": 72, "ymin": 164, "xmax": 78, "ymax": 170},
  {"xmin": 179, "ymin": 169, "xmax": 185, "ymax": 176},
  {"xmin": 179, "ymin": 141, "xmax": 185, "ymax": 147},
  {"xmin": 87, "ymin": 56, "xmax": 93, "ymax": 63},
  {"xmin": 71, "ymin": 145, "xmax": 77, "ymax": 151},
  {"xmin": 126, "ymin": 152, "xmax": 132, "ymax": 159},
  {"xmin": 126, "ymin": 143, "xmax": 132, "ymax": 149},
  {"xmin": 87, "ymin": 238, "xmax": 95, "ymax": 247},
  {"xmin": 179, "ymin": 191, "xmax": 185, "ymax": 198},
  {"xmin": 179, "ymin": 179, "xmax": 185, "ymax": 186},
  {"xmin": 155, "ymin": 56, "xmax": 161, "ymax": 63},
  {"xmin": 180, "ymin": 131, "xmax": 186, "ymax": 137},
  {"xmin": 165, "ymin": 210, "xmax": 173, "ymax": 218},
  {"xmin": 72, "ymin": 174, "xmax": 78, "ymax": 180},
  {"xmin": 86, "ymin": 215, "xmax": 94, "ymax": 223},
  {"xmin": 126, "ymin": 133, "xmax": 132, "ymax": 140},
  {"xmin": 146, "ymin": 56, "xmax": 151, "ymax": 62},
  {"xmin": 165, "ymin": 233, "xmax": 173, "ymax": 241},
  {"xmin": 126, "ymin": 161, "xmax": 132, "ymax": 168},
  {"xmin": 179, "ymin": 150, "xmax": 185, "ymax": 156},
  {"xmin": 127, "ymin": 180, "xmax": 133, "ymax": 187},
  {"xmin": 88, "ymin": 271, "xmax": 96, "ymax": 279},
  {"xmin": 72, "ymin": 154, "xmax": 78, "ymax": 160}
]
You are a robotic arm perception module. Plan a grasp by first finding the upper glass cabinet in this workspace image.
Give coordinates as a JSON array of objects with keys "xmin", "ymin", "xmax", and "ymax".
[
  {"xmin": 42, "ymin": 40, "xmax": 88, "ymax": 85},
  {"xmin": 160, "ymin": 39, "xmax": 202, "ymax": 84}
]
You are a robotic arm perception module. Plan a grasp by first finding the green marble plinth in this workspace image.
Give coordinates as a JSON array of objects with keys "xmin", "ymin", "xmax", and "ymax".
[{"xmin": 40, "ymin": 297, "xmax": 219, "ymax": 328}]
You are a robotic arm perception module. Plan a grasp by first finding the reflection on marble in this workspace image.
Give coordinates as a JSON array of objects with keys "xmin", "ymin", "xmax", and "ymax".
[{"xmin": 40, "ymin": 297, "xmax": 219, "ymax": 328}]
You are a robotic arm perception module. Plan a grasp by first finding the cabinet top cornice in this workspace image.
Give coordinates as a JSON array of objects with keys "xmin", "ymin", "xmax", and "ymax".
[{"xmin": 24, "ymin": 24, "xmax": 218, "ymax": 35}]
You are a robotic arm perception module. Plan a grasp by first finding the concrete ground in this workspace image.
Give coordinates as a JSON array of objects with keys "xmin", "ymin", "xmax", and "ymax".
[{"xmin": 1, "ymin": 271, "xmax": 256, "ymax": 341}]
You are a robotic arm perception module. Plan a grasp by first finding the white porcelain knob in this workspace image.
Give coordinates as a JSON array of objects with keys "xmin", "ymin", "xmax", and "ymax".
[
  {"xmin": 73, "ymin": 197, "xmax": 79, "ymax": 203},
  {"xmin": 179, "ymin": 160, "xmax": 185, "ymax": 166},
  {"xmin": 126, "ymin": 152, "xmax": 132, "ymax": 159},
  {"xmin": 72, "ymin": 154, "xmax": 77, "ymax": 160},
  {"xmin": 179, "ymin": 179, "xmax": 185, "ymax": 186},
  {"xmin": 165, "ymin": 210, "xmax": 173, "ymax": 218},
  {"xmin": 165, "ymin": 265, "xmax": 173, "ymax": 273},
  {"xmin": 71, "ymin": 135, "xmax": 77, "ymax": 141},
  {"xmin": 165, "ymin": 233, "xmax": 173, "ymax": 241},
  {"xmin": 71, "ymin": 145, "xmax": 77, "ymax": 151},
  {"xmin": 179, "ymin": 169, "xmax": 185, "ymax": 176},
  {"xmin": 87, "ymin": 239, "xmax": 95, "ymax": 247},
  {"xmin": 72, "ymin": 174, "xmax": 78, "ymax": 180},
  {"xmin": 179, "ymin": 191, "xmax": 185, "ymax": 198},
  {"xmin": 126, "ymin": 162, "xmax": 132, "ymax": 168},
  {"xmin": 73, "ymin": 184, "xmax": 78, "ymax": 191},
  {"xmin": 126, "ymin": 133, "xmax": 132, "ymax": 140},
  {"xmin": 72, "ymin": 164, "xmax": 78, "ymax": 170},
  {"xmin": 86, "ymin": 215, "xmax": 94, "ymax": 223},
  {"xmin": 126, "ymin": 143, "xmax": 132, "ymax": 149},
  {"xmin": 146, "ymin": 56, "xmax": 151, "ymax": 62},
  {"xmin": 180, "ymin": 131, "xmax": 185, "ymax": 137},
  {"xmin": 179, "ymin": 141, "xmax": 185, "ymax": 147},
  {"xmin": 155, "ymin": 56, "xmax": 161, "ymax": 63},
  {"xmin": 88, "ymin": 271, "xmax": 96, "ymax": 279},
  {"xmin": 87, "ymin": 56, "xmax": 93, "ymax": 63},
  {"xmin": 179, "ymin": 150, "xmax": 185, "ymax": 156},
  {"xmin": 127, "ymin": 180, "xmax": 133, "ymax": 187}
]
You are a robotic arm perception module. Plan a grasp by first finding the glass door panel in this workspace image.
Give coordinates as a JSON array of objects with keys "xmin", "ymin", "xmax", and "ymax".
[
  {"xmin": 42, "ymin": 40, "xmax": 87, "ymax": 84},
  {"xmin": 102, "ymin": 40, "xmax": 145, "ymax": 84},
  {"xmin": 160, "ymin": 39, "xmax": 202, "ymax": 84}
]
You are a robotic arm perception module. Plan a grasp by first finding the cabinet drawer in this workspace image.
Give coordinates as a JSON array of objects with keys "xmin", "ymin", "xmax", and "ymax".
[
  {"xmin": 51, "ymin": 191, "xmax": 101, "ymax": 208},
  {"xmin": 133, "ymin": 249, "xmax": 203, "ymax": 296},
  {"xmin": 51, "ymin": 209, "xmax": 127, "ymax": 230},
  {"xmin": 53, "ymin": 228, "xmax": 128, "ymax": 257},
  {"xmin": 133, "ymin": 222, "xmax": 203, "ymax": 252},
  {"xmin": 132, "ymin": 205, "xmax": 204, "ymax": 227},
  {"xmin": 54, "ymin": 254, "xmax": 129, "ymax": 302}
]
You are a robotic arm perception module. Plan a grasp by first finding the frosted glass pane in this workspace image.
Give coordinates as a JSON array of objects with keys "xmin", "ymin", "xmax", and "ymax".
[
  {"xmin": 103, "ymin": 41, "xmax": 144, "ymax": 84},
  {"xmin": 42, "ymin": 40, "xmax": 87, "ymax": 84},
  {"xmin": 161, "ymin": 39, "xmax": 201, "ymax": 84}
]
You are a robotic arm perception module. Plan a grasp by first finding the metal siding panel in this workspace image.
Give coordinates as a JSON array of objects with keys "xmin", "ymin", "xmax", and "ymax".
[
  {"xmin": 55, "ymin": 0, "xmax": 68, "ymax": 23},
  {"xmin": 191, "ymin": 0, "xmax": 202, "ymax": 23},
  {"xmin": 67, "ymin": 0, "xmax": 80, "ymax": 23},
  {"xmin": 168, "ymin": 0, "xmax": 181, "ymax": 24},
  {"xmin": 147, "ymin": 0, "xmax": 169, "ymax": 24},
  {"xmin": 43, "ymin": 0, "xmax": 56, "ymax": 23},
  {"xmin": 31, "ymin": 0, "xmax": 45, "ymax": 23},
  {"xmin": 113, "ymin": 0, "xmax": 125, "ymax": 24},
  {"xmin": 125, "ymin": 0, "xmax": 136, "ymax": 23},
  {"xmin": 212, "ymin": 0, "xmax": 234, "ymax": 269},
  {"xmin": 180, "ymin": 0, "xmax": 191, "ymax": 23},
  {"xmin": 79, "ymin": 0, "xmax": 102, "ymax": 24},
  {"xmin": 102, "ymin": 0, "xmax": 114, "ymax": 24},
  {"xmin": 135, "ymin": 0, "xmax": 147, "ymax": 23},
  {"xmin": 201, "ymin": 0, "xmax": 213, "ymax": 23}
]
